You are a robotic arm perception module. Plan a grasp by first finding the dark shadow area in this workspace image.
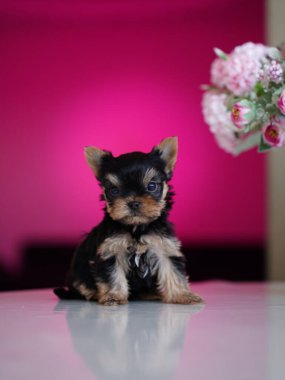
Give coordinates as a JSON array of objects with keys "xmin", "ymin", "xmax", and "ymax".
[
  {"xmin": 0, "ymin": 243, "xmax": 265, "ymax": 291},
  {"xmin": 0, "ymin": 244, "xmax": 74, "ymax": 291},
  {"xmin": 183, "ymin": 245, "xmax": 265, "ymax": 282}
]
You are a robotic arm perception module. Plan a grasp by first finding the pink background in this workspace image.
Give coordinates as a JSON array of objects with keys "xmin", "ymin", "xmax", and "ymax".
[{"xmin": 0, "ymin": 0, "xmax": 265, "ymax": 272}]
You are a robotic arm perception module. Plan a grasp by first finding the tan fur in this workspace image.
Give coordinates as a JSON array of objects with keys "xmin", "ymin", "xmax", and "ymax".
[
  {"xmin": 84, "ymin": 146, "xmax": 109, "ymax": 177},
  {"xmin": 156, "ymin": 258, "xmax": 189, "ymax": 303},
  {"xmin": 140, "ymin": 234, "xmax": 182, "ymax": 257},
  {"xmin": 97, "ymin": 282, "xmax": 110, "ymax": 300},
  {"xmin": 107, "ymin": 195, "xmax": 166, "ymax": 225},
  {"xmin": 73, "ymin": 281, "xmax": 97, "ymax": 301},
  {"xmin": 97, "ymin": 235, "xmax": 130, "ymax": 305},
  {"xmin": 120, "ymin": 214, "xmax": 157, "ymax": 225},
  {"xmin": 97, "ymin": 233, "xmax": 132, "ymax": 262},
  {"xmin": 155, "ymin": 137, "xmax": 178, "ymax": 175},
  {"xmin": 138, "ymin": 234, "xmax": 202, "ymax": 304},
  {"xmin": 142, "ymin": 168, "xmax": 159, "ymax": 186},
  {"xmin": 162, "ymin": 183, "xmax": 169, "ymax": 200},
  {"xmin": 106, "ymin": 197, "xmax": 129, "ymax": 221},
  {"xmin": 97, "ymin": 280, "xmax": 128, "ymax": 306},
  {"xmin": 98, "ymin": 233, "xmax": 148, "ymax": 259},
  {"xmin": 135, "ymin": 241, "xmax": 148, "ymax": 255},
  {"xmin": 105, "ymin": 173, "xmax": 121, "ymax": 187},
  {"xmin": 140, "ymin": 196, "xmax": 165, "ymax": 218},
  {"xmin": 108, "ymin": 260, "xmax": 129, "ymax": 302}
]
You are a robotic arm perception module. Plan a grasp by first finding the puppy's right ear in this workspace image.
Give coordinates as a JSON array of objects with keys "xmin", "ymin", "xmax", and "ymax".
[{"xmin": 84, "ymin": 146, "xmax": 111, "ymax": 178}]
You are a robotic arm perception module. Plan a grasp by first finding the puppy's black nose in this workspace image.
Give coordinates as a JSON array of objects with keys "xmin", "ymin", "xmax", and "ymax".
[{"xmin": 128, "ymin": 201, "xmax": 140, "ymax": 211}]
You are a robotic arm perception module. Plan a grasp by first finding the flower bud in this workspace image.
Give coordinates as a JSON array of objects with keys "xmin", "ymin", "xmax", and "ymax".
[{"xmin": 231, "ymin": 100, "xmax": 256, "ymax": 129}]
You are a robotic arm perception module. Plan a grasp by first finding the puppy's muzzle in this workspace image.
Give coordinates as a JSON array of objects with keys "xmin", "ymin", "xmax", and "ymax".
[{"xmin": 128, "ymin": 201, "xmax": 141, "ymax": 212}]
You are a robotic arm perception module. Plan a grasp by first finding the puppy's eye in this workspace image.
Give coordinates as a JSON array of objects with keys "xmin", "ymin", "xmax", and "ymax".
[
  {"xmin": 109, "ymin": 186, "xmax": 120, "ymax": 196},
  {"xmin": 147, "ymin": 182, "xmax": 157, "ymax": 192}
]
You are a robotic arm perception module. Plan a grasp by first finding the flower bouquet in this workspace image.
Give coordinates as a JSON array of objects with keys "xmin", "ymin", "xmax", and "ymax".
[{"xmin": 202, "ymin": 42, "xmax": 285, "ymax": 155}]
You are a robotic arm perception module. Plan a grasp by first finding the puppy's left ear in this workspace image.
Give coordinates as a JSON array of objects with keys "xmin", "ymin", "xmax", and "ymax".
[
  {"xmin": 84, "ymin": 146, "xmax": 111, "ymax": 178},
  {"xmin": 154, "ymin": 136, "xmax": 178, "ymax": 177}
]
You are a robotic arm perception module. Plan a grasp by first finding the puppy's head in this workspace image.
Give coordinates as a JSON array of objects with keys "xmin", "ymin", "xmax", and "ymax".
[{"xmin": 84, "ymin": 137, "xmax": 178, "ymax": 225}]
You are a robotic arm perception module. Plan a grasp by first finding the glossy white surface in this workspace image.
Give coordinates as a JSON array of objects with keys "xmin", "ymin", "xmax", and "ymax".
[{"xmin": 0, "ymin": 282, "xmax": 284, "ymax": 380}]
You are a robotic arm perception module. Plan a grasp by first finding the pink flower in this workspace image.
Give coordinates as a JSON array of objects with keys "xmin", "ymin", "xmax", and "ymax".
[
  {"xmin": 277, "ymin": 89, "xmax": 285, "ymax": 115},
  {"xmin": 211, "ymin": 58, "xmax": 227, "ymax": 87},
  {"xmin": 269, "ymin": 60, "xmax": 283, "ymax": 83},
  {"xmin": 204, "ymin": 42, "xmax": 285, "ymax": 154},
  {"xmin": 225, "ymin": 56, "xmax": 259, "ymax": 96},
  {"xmin": 225, "ymin": 44, "xmax": 268, "ymax": 96},
  {"xmin": 202, "ymin": 91, "xmax": 232, "ymax": 133},
  {"xmin": 202, "ymin": 91, "xmax": 240, "ymax": 154},
  {"xmin": 262, "ymin": 117, "xmax": 285, "ymax": 147},
  {"xmin": 231, "ymin": 100, "xmax": 255, "ymax": 130},
  {"xmin": 211, "ymin": 42, "xmax": 270, "ymax": 96}
]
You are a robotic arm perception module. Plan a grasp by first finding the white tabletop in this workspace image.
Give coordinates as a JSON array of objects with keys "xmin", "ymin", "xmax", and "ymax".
[{"xmin": 0, "ymin": 282, "xmax": 284, "ymax": 380}]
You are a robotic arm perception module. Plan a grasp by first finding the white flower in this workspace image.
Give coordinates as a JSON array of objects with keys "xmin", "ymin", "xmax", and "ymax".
[
  {"xmin": 211, "ymin": 42, "xmax": 270, "ymax": 96},
  {"xmin": 202, "ymin": 91, "xmax": 240, "ymax": 154}
]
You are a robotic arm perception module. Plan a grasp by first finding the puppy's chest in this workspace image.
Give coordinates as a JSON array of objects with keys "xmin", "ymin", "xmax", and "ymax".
[
  {"xmin": 98, "ymin": 233, "xmax": 153, "ymax": 270},
  {"xmin": 126, "ymin": 240, "xmax": 155, "ymax": 280},
  {"xmin": 96, "ymin": 232, "xmax": 181, "ymax": 294},
  {"xmin": 97, "ymin": 231, "xmax": 181, "ymax": 272}
]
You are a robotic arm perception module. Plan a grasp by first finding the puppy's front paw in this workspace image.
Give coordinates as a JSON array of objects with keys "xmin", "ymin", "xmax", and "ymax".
[
  {"xmin": 186, "ymin": 293, "xmax": 204, "ymax": 304},
  {"xmin": 99, "ymin": 294, "xmax": 128, "ymax": 306},
  {"xmin": 163, "ymin": 292, "xmax": 204, "ymax": 305}
]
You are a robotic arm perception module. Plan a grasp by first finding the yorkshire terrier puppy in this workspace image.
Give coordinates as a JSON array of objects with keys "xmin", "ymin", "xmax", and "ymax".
[{"xmin": 54, "ymin": 137, "xmax": 202, "ymax": 306}]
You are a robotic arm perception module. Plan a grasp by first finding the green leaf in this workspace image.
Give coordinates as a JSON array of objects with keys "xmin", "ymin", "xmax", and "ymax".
[
  {"xmin": 258, "ymin": 136, "xmax": 272, "ymax": 153},
  {"xmin": 272, "ymin": 87, "xmax": 283, "ymax": 97},
  {"xmin": 255, "ymin": 82, "xmax": 264, "ymax": 97},
  {"xmin": 233, "ymin": 132, "xmax": 261, "ymax": 155},
  {"xmin": 213, "ymin": 47, "xmax": 228, "ymax": 61}
]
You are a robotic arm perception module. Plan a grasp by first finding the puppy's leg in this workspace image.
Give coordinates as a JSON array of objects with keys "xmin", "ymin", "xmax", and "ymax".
[
  {"xmin": 96, "ymin": 256, "xmax": 129, "ymax": 306},
  {"xmin": 72, "ymin": 281, "xmax": 97, "ymax": 301},
  {"xmin": 96, "ymin": 233, "xmax": 131, "ymax": 306},
  {"xmin": 157, "ymin": 256, "xmax": 203, "ymax": 305},
  {"xmin": 141, "ymin": 235, "xmax": 202, "ymax": 304}
]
